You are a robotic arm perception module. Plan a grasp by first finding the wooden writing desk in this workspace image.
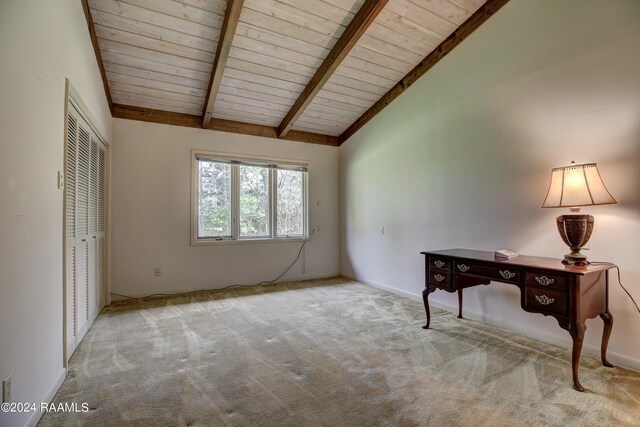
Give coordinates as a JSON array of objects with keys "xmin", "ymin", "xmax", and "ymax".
[{"xmin": 420, "ymin": 248, "xmax": 616, "ymax": 391}]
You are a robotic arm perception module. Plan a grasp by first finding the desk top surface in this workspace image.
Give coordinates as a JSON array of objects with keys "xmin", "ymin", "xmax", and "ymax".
[{"xmin": 421, "ymin": 248, "xmax": 616, "ymax": 275}]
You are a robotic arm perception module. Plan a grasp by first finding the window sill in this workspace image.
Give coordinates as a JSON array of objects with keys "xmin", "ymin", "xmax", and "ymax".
[{"xmin": 191, "ymin": 237, "xmax": 309, "ymax": 247}]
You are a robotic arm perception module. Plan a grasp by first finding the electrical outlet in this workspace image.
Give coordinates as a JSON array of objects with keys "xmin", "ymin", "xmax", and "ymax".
[
  {"xmin": 154, "ymin": 267, "xmax": 161, "ymax": 277},
  {"xmin": 379, "ymin": 226, "xmax": 385, "ymax": 235},
  {"xmin": 3, "ymin": 375, "xmax": 11, "ymax": 403},
  {"xmin": 313, "ymin": 225, "xmax": 320, "ymax": 233}
]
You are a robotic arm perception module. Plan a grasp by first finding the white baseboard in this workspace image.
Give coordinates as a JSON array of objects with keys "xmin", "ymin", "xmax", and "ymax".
[
  {"xmin": 294, "ymin": 273, "xmax": 341, "ymax": 282},
  {"xmin": 110, "ymin": 273, "xmax": 340, "ymax": 301},
  {"xmin": 25, "ymin": 367, "xmax": 66, "ymax": 427},
  {"xmin": 342, "ymin": 273, "xmax": 640, "ymax": 372},
  {"xmin": 341, "ymin": 273, "xmax": 423, "ymax": 302}
]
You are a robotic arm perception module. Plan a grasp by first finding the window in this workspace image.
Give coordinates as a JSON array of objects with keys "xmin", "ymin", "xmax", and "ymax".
[{"xmin": 193, "ymin": 152, "xmax": 308, "ymax": 244}]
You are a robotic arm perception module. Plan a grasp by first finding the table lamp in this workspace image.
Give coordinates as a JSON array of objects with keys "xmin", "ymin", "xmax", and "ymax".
[{"xmin": 542, "ymin": 161, "xmax": 616, "ymax": 265}]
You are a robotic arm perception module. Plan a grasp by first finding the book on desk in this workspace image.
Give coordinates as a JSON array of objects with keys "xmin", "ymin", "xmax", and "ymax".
[{"xmin": 495, "ymin": 249, "xmax": 518, "ymax": 259}]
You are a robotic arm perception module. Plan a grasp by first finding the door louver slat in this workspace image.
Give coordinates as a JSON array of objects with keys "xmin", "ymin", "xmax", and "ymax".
[
  {"xmin": 98, "ymin": 147, "xmax": 105, "ymax": 232},
  {"xmin": 66, "ymin": 114, "xmax": 77, "ymax": 240},
  {"xmin": 90, "ymin": 139, "xmax": 98, "ymax": 234},
  {"xmin": 66, "ymin": 242, "xmax": 76, "ymax": 339},
  {"xmin": 77, "ymin": 126, "xmax": 90, "ymax": 238}
]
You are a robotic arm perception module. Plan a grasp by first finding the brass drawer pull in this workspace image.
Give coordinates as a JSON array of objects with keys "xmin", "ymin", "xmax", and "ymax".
[
  {"xmin": 500, "ymin": 270, "xmax": 516, "ymax": 279},
  {"xmin": 434, "ymin": 260, "xmax": 445, "ymax": 268},
  {"xmin": 535, "ymin": 276, "xmax": 554, "ymax": 286},
  {"xmin": 457, "ymin": 264, "xmax": 470, "ymax": 272},
  {"xmin": 535, "ymin": 295, "xmax": 555, "ymax": 305},
  {"xmin": 434, "ymin": 274, "xmax": 445, "ymax": 282}
]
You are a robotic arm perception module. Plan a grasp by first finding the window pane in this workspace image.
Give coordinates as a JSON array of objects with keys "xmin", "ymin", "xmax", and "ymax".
[
  {"xmin": 198, "ymin": 161, "xmax": 231, "ymax": 237},
  {"xmin": 277, "ymin": 169, "xmax": 305, "ymax": 236},
  {"xmin": 240, "ymin": 165, "xmax": 270, "ymax": 237}
]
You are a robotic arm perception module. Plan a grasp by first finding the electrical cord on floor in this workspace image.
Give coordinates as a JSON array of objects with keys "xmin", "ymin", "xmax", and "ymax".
[
  {"xmin": 590, "ymin": 263, "xmax": 640, "ymax": 315},
  {"xmin": 110, "ymin": 230, "xmax": 315, "ymax": 301}
]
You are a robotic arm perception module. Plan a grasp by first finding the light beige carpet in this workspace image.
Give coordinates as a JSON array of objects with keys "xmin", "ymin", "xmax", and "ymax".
[{"xmin": 39, "ymin": 278, "xmax": 640, "ymax": 426}]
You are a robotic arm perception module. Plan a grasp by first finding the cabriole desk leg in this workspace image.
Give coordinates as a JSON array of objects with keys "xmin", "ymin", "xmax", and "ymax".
[
  {"xmin": 600, "ymin": 271, "xmax": 614, "ymax": 368},
  {"xmin": 599, "ymin": 310, "xmax": 614, "ymax": 367},
  {"xmin": 569, "ymin": 322, "xmax": 587, "ymax": 392},
  {"xmin": 457, "ymin": 289, "xmax": 463, "ymax": 319},
  {"xmin": 422, "ymin": 287, "xmax": 432, "ymax": 329}
]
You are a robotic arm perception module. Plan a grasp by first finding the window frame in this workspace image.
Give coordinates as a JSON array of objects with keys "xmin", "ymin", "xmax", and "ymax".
[{"xmin": 191, "ymin": 150, "xmax": 309, "ymax": 246}]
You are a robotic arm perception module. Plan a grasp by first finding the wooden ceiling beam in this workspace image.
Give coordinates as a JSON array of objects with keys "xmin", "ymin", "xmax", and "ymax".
[
  {"xmin": 338, "ymin": 0, "xmax": 511, "ymax": 145},
  {"xmin": 277, "ymin": 0, "xmax": 388, "ymax": 139},
  {"xmin": 211, "ymin": 118, "xmax": 338, "ymax": 146},
  {"xmin": 81, "ymin": 0, "xmax": 113, "ymax": 113},
  {"xmin": 113, "ymin": 104, "xmax": 202, "ymax": 128},
  {"xmin": 201, "ymin": 0, "xmax": 244, "ymax": 128},
  {"xmin": 113, "ymin": 104, "xmax": 338, "ymax": 146}
]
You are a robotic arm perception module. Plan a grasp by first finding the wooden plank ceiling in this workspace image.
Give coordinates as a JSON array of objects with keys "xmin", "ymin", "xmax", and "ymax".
[{"xmin": 85, "ymin": 0, "xmax": 509, "ymax": 145}]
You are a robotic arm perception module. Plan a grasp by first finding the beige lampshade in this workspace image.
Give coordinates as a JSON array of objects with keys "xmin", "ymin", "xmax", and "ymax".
[{"xmin": 542, "ymin": 161, "xmax": 617, "ymax": 208}]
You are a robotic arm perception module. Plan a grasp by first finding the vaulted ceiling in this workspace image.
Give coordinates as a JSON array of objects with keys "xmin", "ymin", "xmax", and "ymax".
[{"xmin": 83, "ymin": 0, "xmax": 509, "ymax": 145}]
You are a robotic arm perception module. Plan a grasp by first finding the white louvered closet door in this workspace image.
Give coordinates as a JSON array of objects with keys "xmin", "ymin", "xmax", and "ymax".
[
  {"xmin": 97, "ymin": 145, "xmax": 106, "ymax": 309},
  {"xmin": 65, "ymin": 102, "xmax": 107, "ymax": 360},
  {"xmin": 88, "ymin": 136, "xmax": 98, "ymax": 318},
  {"xmin": 75, "ymin": 116, "xmax": 91, "ymax": 345},
  {"xmin": 65, "ymin": 111, "xmax": 78, "ymax": 357}
]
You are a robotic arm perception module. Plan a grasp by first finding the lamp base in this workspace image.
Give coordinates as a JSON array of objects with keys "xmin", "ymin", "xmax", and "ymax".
[
  {"xmin": 556, "ymin": 214, "xmax": 594, "ymax": 266},
  {"xmin": 561, "ymin": 253, "xmax": 590, "ymax": 266}
]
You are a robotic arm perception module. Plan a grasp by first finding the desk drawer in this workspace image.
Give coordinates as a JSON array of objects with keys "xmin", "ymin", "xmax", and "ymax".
[
  {"xmin": 454, "ymin": 261, "xmax": 521, "ymax": 283},
  {"xmin": 429, "ymin": 270, "xmax": 451, "ymax": 288},
  {"xmin": 429, "ymin": 257, "xmax": 451, "ymax": 271},
  {"xmin": 525, "ymin": 272, "xmax": 566, "ymax": 291},
  {"xmin": 525, "ymin": 288, "xmax": 567, "ymax": 315}
]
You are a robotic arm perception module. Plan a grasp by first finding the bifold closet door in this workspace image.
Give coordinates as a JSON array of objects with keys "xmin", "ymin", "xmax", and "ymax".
[
  {"xmin": 65, "ymin": 104, "xmax": 106, "ymax": 359},
  {"xmin": 75, "ymin": 115, "xmax": 91, "ymax": 345},
  {"xmin": 65, "ymin": 111, "xmax": 77, "ymax": 357},
  {"xmin": 88, "ymin": 136, "xmax": 98, "ymax": 317},
  {"xmin": 88, "ymin": 134, "xmax": 106, "ymax": 321},
  {"xmin": 97, "ymin": 145, "xmax": 106, "ymax": 309}
]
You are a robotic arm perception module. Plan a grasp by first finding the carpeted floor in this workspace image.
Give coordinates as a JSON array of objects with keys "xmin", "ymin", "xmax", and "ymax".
[{"xmin": 39, "ymin": 277, "xmax": 640, "ymax": 426}]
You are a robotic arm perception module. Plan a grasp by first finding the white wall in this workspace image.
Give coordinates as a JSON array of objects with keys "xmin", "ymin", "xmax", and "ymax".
[
  {"xmin": 0, "ymin": 1, "xmax": 112, "ymax": 426},
  {"xmin": 111, "ymin": 119, "xmax": 339, "ymax": 297},
  {"xmin": 340, "ymin": 0, "xmax": 640, "ymax": 368}
]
